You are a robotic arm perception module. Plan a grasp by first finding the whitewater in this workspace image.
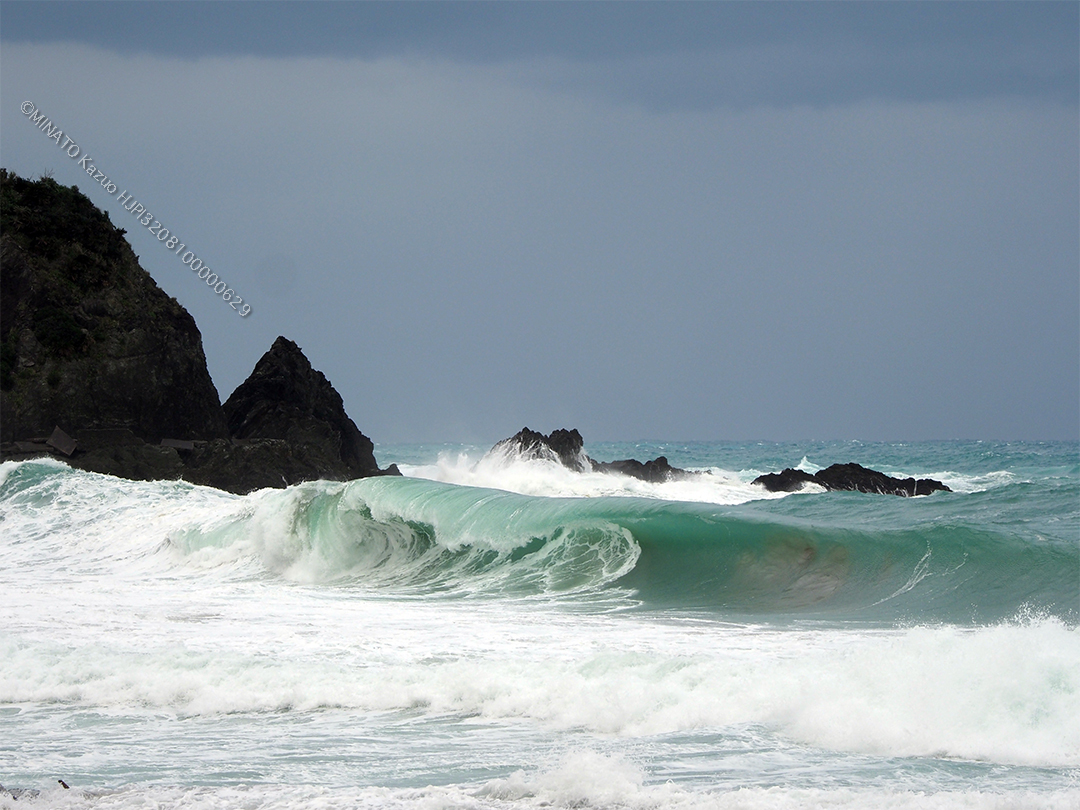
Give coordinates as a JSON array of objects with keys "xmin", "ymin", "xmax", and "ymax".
[{"xmin": 1, "ymin": 439, "xmax": 1078, "ymax": 809}]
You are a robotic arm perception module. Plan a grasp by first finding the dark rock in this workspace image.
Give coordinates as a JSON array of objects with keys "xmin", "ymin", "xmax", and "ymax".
[
  {"xmin": 180, "ymin": 336, "xmax": 400, "ymax": 493},
  {"xmin": 753, "ymin": 462, "xmax": 950, "ymax": 496},
  {"xmin": 160, "ymin": 438, "xmax": 195, "ymax": 451},
  {"xmin": 76, "ymin": 427, "xmax": 143, "ymax": 450},
  {"xmin": 488, "ymin": 427, "xmax": 693, "ymax": 483},
  {"xmin": 182, "ymin": 438, "xmax": 330, "ymax": 492},
  {"xmin": 751, "ymin": 468, "xmax": 819, "ymax": 492},
  {"xmin": 223, "ymin": 336, "xmax": 381, "ymax": 478},
  {"xmin": 13, "ymin": 440, "xmax": 49, "ymax": 453},
  {"xmin": 491, "ymin": 427, "xmax": 589, "ymax": 472},
  {"xmin": 814, "ymin": 462, "xmax": 950, "ymax": 496},
  {"xmin": 0, "ymin": 171, "xmax": 228, "ymax": 444},
  {"xmin": 590, "ymin": 455, "xmax": 690, "ymax": 483},
  {"xmin": 74, "ymin": 441, "xmax": 185, "ymax": 482}
]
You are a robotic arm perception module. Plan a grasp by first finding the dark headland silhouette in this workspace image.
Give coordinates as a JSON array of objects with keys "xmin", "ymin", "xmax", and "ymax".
[
  {"xmin": 0, "ymin": 170, "xmax": 397, "ymax": 493},
  {"xmin": 1, "ymin": 171, "xmax": 947, "ymax": 497}
]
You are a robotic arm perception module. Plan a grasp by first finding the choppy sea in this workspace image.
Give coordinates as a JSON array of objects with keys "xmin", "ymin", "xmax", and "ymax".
[{"xmin": 2, "ymin": 439, "xmax": 1078, "ymax": 809}]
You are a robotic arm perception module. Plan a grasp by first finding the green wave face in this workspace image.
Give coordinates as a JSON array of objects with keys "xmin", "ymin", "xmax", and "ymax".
[
  {"xmin": 165, "ymin": 476, "xmax": 642, "ymax": 599},
  {"xmin": 159, "ymin": 474, "xmax": 1079, "ymax": 622}
]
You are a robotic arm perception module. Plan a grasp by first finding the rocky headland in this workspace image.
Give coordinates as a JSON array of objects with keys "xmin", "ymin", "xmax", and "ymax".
[
  {"xmin": 1, "ymin": 171, "xmax": 952, "ymax": 499},
  {"xmin": 0, "ymin": 170, "xmax": 397, "ymax": 493}
]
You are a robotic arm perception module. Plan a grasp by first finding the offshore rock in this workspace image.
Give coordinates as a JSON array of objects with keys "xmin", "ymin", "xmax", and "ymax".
[
  {"xmin": 489, "ymin": 427, "xmax": 692, "ymax": 483},
  {"xmin": 0, "ymin": 171, "xmax": 397, "ymax": 493},
  {"xmin": 753, "ymin": 463, "xmax": 950, "ymax": 496},
  {"xmin": 223, "ymin": 336, "xmax": 380, "ymax": 475},
  {"xmin": 590, "ymin": 455, "xmax": 689, "ymax": 483},
  {"xmin": 491, "ymin": 427, "xmax": 589, "ymax": 471}
]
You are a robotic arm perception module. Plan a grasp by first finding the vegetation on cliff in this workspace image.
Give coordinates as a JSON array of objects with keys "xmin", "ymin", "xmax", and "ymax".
[{"xmin": 0, "ymin": 169, "xmax": 226, "ymax": 442}]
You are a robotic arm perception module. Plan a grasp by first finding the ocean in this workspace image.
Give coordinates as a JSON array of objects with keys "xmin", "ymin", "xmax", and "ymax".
[{"xmin": 1, "ymin": 439, "xmax": 1077, "ymax": 809}]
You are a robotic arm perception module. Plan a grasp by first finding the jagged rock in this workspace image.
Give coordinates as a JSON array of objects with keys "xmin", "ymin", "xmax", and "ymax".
[
  {"xmin": 491, "ymin": 427, "xmax": 589, "ymax": 471},
  {"xmin": 488, "ymin": 427, "xmax": 692, "ymax": 483},
  {"xmin": 750, "ymin": 468, "xmax": 818, "ymax": 492},
  {"xmin": 174, "ymin": 336, "xmax": 401, "ymax": 492},
  {"xmin": 753, "ymin": 462, "xmax": 950, "ymax": 496},
  {"xmin": 223, "ymin": 336, "xmax": 383, "ymax": 478}
]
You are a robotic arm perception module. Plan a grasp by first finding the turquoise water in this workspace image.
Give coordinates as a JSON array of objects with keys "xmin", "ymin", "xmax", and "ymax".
[{"xmin": 1, "ymin": 440, "xmax": 1077, "ymax": 808}]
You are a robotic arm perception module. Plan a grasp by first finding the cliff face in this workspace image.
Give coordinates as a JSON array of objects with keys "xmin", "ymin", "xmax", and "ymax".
[
  {"xmin": 0, "ymin": 171, "xmax": 395, "ymax": 493},
  {"xmin": 0, "ymin": 170, "xmax": 227, "ymax": 443}
]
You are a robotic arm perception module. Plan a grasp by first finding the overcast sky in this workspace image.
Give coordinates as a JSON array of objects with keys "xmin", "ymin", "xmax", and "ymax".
[{"xmin": 2, "ymin": 1, "xmax": 1077, "ymax": 443}]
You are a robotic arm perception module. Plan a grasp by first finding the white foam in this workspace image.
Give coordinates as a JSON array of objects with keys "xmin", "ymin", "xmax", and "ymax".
[
  {"xmin": 7, "ymin": 778, "xmax": 1079, "ymax": 810},
  {"xmin": 398, "ymin": 450, "xmax": 785, "ymax": 505},
  {"xmin": 3, "ymin": 460, "xmax": 1076, "ymax": 807},
  {"xmin": 930, "ymin": 469, "xmax": 1019, "ymax": 494},
  {"xmin": 3, "ymin": 613, "xmax": 1077, "ymax": 768}
]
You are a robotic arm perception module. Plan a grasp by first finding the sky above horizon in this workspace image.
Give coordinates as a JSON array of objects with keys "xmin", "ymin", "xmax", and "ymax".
[{"xmin": 2, "ymin": 1, "xmax": 1077, "ymax": 443}]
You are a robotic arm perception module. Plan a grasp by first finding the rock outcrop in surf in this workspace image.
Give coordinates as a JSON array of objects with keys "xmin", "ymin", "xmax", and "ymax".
[
  {"xmin": 490, "ymin": 427, "xmax": 693, "ymax": 483},
  {"xmin": 491, "ymin": 428, "xmax": 950, "ymax": 496},
  {"xmin": 490, "ymin": 427, "xmax": 591, "ymax": 472},
  {"xmin": 0, "ymin": 170, "xmax": 397, "ymax": 493},
  {"xmin": 752, "ymin": 463, "xmax": 950, "ymax": 496}
]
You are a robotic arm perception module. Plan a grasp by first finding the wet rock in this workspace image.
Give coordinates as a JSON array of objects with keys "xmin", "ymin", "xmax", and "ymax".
[
  {"xmin": 491, "ymin": 427, "xmax": 589, "ymax": 471},
  {"xmin": 753, "ymin": 462, "xmax": 950, "ymax": 496},
  {"xmin": 590, "ymin": 455, "xmax": 690, "ymax": 483},
  {"xmin": 489, "ymin": 427, "xmax": 693, "ymax": 483},
  {"xmin": 750, "ymin": 468, "xmax": 819, "ymax": 492}
]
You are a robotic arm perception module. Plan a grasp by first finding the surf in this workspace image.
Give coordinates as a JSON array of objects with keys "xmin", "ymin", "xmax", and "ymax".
[{"xmin": 6, "ymin": 458, "xmax": 1072, "ymax": 622}]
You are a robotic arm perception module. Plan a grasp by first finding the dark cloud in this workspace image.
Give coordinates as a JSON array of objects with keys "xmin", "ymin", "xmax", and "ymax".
[
  {"xmin": 2, "ymin": 1, "xmax": 1076, "ymax": 107},
  {"xmin": 1, "ymin": 6, "xmax": 1076, "ymax": 441}
]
